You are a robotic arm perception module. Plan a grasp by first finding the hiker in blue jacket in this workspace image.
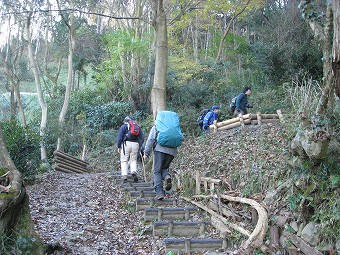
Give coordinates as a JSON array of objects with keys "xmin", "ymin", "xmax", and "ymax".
[
  {"xmin": 234, "ymin": 87, "xmax": 253, "ymax": 116},
  {"xmin": 202, "ymin": 105, "xmax": 220, "ymax": 132}
]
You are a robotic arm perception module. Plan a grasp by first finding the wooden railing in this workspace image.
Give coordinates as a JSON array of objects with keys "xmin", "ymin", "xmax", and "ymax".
[{"xmin": 209, "ymin": 110, "xmax": 285, "ymax": 133}]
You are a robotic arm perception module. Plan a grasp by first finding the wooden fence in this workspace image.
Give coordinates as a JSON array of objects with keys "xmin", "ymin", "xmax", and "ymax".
[{"xmin": 209, "ymin": 110, "xmax": 285, "ymax": 133}]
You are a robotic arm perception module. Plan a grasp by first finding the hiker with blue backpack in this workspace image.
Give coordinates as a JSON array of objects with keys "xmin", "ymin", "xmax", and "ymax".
[
  {"xmin": 234, "ymin": 87, "xmax": 253, "ymax": 116},
  {"xmin": 143, "ymin": 111, "xmax": 183, "ymax": 200},
  {"xmin": 202, "ymin": 105, "xmax": 220, "ymax": 133},
  {"xmin": 116, "ymin": 116, "xmax": 144, "ymax": 183}
]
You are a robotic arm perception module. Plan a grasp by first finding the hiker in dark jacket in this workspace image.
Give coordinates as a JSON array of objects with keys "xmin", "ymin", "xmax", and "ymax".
[
  {"xmin": 202, "ymin": 105, "xmax": 220, "ymax": 132},
  {"xmin": 235, "ymin": 87, "xmax": 253, "ymax": 116},
  {"xmin": 116, "ymin": 116, "xmax": 144, "ymax": 182}
]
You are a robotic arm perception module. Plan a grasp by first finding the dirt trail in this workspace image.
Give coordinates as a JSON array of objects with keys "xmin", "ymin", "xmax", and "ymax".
[{"xmin": 27, "ymin": 171, "xmax": 157, "ymax": 255}]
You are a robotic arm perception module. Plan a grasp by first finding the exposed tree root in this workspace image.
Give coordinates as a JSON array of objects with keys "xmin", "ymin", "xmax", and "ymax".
[{"xmin": 182, "ymin": 194, "xmax": 268, "ymax": 252}]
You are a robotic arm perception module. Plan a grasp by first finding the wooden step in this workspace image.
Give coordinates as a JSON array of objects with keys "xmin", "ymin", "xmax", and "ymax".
[
  {"xmin": 124, "ymin": 186, "xmax": 154, "ymax": 192},
  {"xmin": 153, "ymin": 221, "xmax": 211, "ymax": 237},
  {"xmin": 121, "ymin": 181, "xmax": 153, "ymax": 188},
  {"xmin": 165, "ymin": 238, "xmax": 227, "ymax": 253},
  {"xmin": 136, "ymin": 198, "xmax": 178, "ymax": 211},
  {"xmin": 130, "ymin": 190, "xmax": 170, "ymax": 199},
  {"xmin": 144, "ymin": 207, "xmax": 198, "ymax": 222}
]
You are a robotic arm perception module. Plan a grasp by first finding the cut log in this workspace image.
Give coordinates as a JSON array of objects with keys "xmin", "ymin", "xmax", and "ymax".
[
  {"xmin": 217, "ymin": 122, "xmax": 241, "ymax": 131},
  {"xmin": 54, "ymin": 150, "xmax": 88, "ymax": 167},
  {"xmin": 260, "ymin": 114, "xmax": 279, "ymax": 119},
  {"xmin": 251, "ymin": 119, "xmax": 280, "ymax": 125},
  {"xmin": 54, "ymin": 163, "xmax": 87, "ymax": 174},
  {"xmin": 214, "ymin": 114, "xmax": 252, "ymax": 128},
  {"xmin": 54, "ymin": 160, "xmax": 88, "ymax": 173},
  {"xmin": 54, "ymin": 166, "xmax": 77, "ymax": 174}
]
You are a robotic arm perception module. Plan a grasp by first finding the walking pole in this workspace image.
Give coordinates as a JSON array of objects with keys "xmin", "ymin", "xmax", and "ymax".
[{"xmin": 140, "ymin": 152, "xmax": 146, "ymax": 182}]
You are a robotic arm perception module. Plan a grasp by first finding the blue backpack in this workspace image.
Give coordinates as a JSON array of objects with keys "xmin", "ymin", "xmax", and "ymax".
[{"xmin": 156, "ymin": 111, "xmax": 183, "ymax": 148}]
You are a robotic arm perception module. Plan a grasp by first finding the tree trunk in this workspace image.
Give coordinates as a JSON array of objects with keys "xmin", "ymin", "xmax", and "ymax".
[
  {"xmin": 0, "ymin": 124, "xmax": 44, "ymax": 254},
  {"xmin": 151, "ymin": 0, "xmax": 167, "ymax": 118},
  {"xmin": 57, "ymin": 0, "xmax": 75, "ymax": 151},
  {"xmin": 291, "ymin": 1, "xmax": 335, "ymax": 163},
  {"xmin": 25, "ymin": 13, "xmax": 49, "ymax": 164},
  {"xmin": 332, "ymin": 0, "xmax": 340, "ymax": 98},
  {"xmin": 216, "ymin": 0, "xmax": 251, "ymax": 61}
]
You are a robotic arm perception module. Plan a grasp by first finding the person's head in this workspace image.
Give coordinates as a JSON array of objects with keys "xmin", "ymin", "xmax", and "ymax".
[
  {"xmin": 211, "ymin": 105, "xmax": 220, "ymax": 113},
  {"xmin": 243, "ymin": 87, "xmax": 251, "ymax": 96},
  {"xmin": 124, "ymin": 116, "xmax": 133, "ymax": 123}
]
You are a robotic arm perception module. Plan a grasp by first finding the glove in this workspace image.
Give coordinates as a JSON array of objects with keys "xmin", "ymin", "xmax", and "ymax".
[{"xmin": 246, "ymin": 103, "xmax": 253, "ymax": 108}]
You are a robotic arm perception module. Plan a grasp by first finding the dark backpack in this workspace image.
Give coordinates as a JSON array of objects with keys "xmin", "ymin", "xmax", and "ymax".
[
  {"xmin": 229, "ymin": 96, "xmax": 237, "ymax": 112},
  {"xmin": 197, "ymin": 109, "xmax": 210, "ymax": 127},
  {"xmin": 126, "ymin": 120, "xmax": 141, "ymax": 141}
]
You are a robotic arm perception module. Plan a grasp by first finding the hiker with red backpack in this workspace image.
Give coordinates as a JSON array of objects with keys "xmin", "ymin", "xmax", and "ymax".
[
  {"xmin": 143, "ymin": 111, "xmax": 183, "ymax": 200},
  {"xmin": 117, "ymin": 116, "xmax": 144, "ymax": 183}
]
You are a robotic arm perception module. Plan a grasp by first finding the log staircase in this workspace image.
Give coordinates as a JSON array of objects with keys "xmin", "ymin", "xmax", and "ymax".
[{"xmin": 112, "ymin": 173, "xmax": 228, "ymax": 254}]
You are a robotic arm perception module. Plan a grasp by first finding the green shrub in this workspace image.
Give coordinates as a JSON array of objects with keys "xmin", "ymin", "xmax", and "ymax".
[{"xmin": 1, "ymin": 120, "xmax": 41, "ymax": 176}]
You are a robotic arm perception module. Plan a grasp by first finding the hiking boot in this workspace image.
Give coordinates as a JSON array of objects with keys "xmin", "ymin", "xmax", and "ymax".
[
  {"xmin": 164, "ymin": 175, "xmax": 172, "ymax": 191},
  {"xmin": 132, "ymin": 173, "xmax": 138, "ymax": 182},
  {"xmin": 154, "ymin": 193, "xmax": 164, "ymax": 200}
]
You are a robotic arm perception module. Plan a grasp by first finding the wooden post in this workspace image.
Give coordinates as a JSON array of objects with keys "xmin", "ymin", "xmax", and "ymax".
[
  {"xmin": 158, "ymin": 208, "xmax": 163, "ymax": 221},
  {"xmin": 277, "ymin": 109, "xmax": 284, "ymax": 122},
  {"xmin": 239, "ymin": 116, "xmax": 245, "ymax": 128},
  {"xmin": 195, "ymin": 171, "xmax": 201, "ymax": 195},
  {"xmin": 213, "ymin": 120, "xmax": 218, "ymax": 133},
  {"xmin": 168, "ymin": 221, "xmax": 174, "ymax": 236},
  {"xmin": 257, "ymin": 112, "xmax": 262, "ymax": 126},
  {"xmin": 210, "ymin": 182, "xmax": 215, "ymax": 195},
  {"xmin": 185, "ymin": 239, "xmax": 191, "ymax": 254}
]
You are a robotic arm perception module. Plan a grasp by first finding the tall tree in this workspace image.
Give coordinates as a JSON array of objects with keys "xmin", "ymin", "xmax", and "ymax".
[
  {"xmin": 25, "ymin": 11, "xmax": 50, "ymax": 166},
  {"xmin": 56, "ymin": 0, "xmax": 75, "ymax": 151},
  {"xmin": 151, "ymin": 0, "xmax": 167, "ymax": 117}
]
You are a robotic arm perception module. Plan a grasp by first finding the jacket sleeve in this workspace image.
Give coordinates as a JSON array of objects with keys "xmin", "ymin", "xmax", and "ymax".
[
  {"xmin": 144, "ymin": 125, "xmax": 156, "ymax": 157},
  {"xmin": 203, "ymin": 111, "xmax": 212, "ymax": 127},
  {"xmin": 235, "ymin": 93, "xmax": 245, "ymax": 110},
  {"xmin": 116, "ymin": 125, "xmax": 127, "ymax": 149}
]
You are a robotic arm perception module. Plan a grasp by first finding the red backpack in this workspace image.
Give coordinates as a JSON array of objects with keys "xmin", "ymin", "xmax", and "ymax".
[{"xmin": 126, "ymin": 120, "xmax": 141, "ymax": 141}]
